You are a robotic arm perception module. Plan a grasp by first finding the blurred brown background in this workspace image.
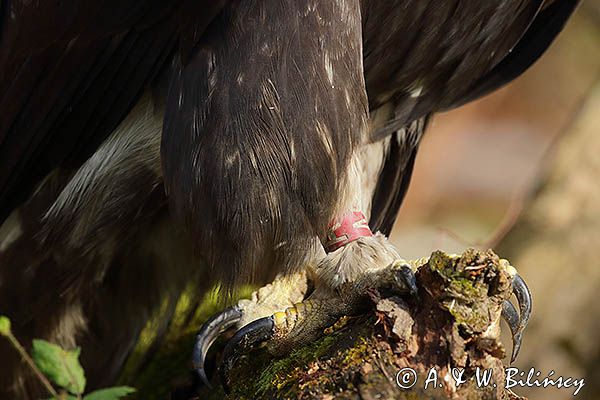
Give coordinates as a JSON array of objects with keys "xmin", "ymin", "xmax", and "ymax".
[{"xmin": 389, "ymin": 2, "xmax": 600, "ymax": 399}]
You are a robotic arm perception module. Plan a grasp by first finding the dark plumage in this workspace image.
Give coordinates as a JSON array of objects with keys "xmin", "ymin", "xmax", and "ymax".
[{"xmin": 0, "ymin": 0, "xmax": 578, "ymax": 397}]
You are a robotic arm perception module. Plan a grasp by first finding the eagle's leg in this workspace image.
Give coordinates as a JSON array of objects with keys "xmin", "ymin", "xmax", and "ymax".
[
  {"xmin": 192, "ymin": 270, "xmax": 309, "ymax": 386},
  {"xmin": 217, "ymin": 255, "xmax": 419, "ymax": 389},
  {"xmin": 192, "ymin": 253, "xmax": 416, "ymax": 389},
  {"xmin": 176, "ymin": 0, "xmax": 536, "ymax": 389},
  {"xmin": 193, "ymin": 147, "xmax": 532, "ymax": 390}
]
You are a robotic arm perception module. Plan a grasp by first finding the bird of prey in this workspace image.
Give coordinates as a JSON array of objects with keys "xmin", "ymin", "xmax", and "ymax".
[{"xmin": 0, "ymin": 0, "xmax": 578, "ymax": 398}]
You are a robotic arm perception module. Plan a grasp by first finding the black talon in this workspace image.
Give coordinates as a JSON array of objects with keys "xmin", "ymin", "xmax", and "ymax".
[
  {"xmin": 220, "ymin": 316, "xmax": 275, "ymax": 393},
  {"xmin": 502, "ymin": 274, "xmax": 532, "ymax": 363},
  {"xmin": 501, "ymin": 300, "xmax": 522, "ymax": 362},
  {"xmin": 192, "ymin": 306, "xmax": 242, "ymax": 389},
  {"xmin": 512, "ymin": 274, "xmax": 532, "ymax": 340},
  {"xmin": 396, "ymin": 264, "xmax": 419, "ymax": 298}
]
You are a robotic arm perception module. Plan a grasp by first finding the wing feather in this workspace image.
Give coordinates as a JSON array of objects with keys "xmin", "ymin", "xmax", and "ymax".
[
  {"xmin": 446, "ymin": 0, "xmax": 580, "ymax": 109},
  {"xmin": 367, "ymin": 0, "xmax": 579, "ymax": 234},
  {"xmin": 369, "ymin": 118, "xmax": 427, "ymax": 235},
  {"xmin": 0, "ymin": 1, "xmax": 225, "ymax": 223}
]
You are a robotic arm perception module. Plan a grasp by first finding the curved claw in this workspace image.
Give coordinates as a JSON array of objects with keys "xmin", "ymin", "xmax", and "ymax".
[
  {"xmin": 192, "ymin": 306, "xmax": 242, "ymax": 389},
  {"xmin": 512, "ymin": 274, "xmax": 532, "ymax": 340},
  {"xmin": 501, "ymin": 273, "xmax": 532, "ymax": 363},
  {"xmin": 395, "ymin": 264, "xmax": 419, "ymax": 298},
  {"xmin": 501, "ymin": 300, "xmax": 522, "ymax": 363},
  {"xmin": 220, "ymin": 316, "xmax": 275, "ymax": 393}
]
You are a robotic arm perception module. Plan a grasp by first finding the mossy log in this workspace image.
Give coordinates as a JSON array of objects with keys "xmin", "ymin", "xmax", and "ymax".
[{"xmin": 189, "ymin": 249, "xmax": 524, "ymax": 400}]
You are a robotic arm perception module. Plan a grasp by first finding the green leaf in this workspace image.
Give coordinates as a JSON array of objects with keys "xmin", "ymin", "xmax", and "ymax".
[
  {"xmin": 83, "ymin": 387, "xmax": 136, "ymax": 400},
  {"xmin": 31, "ymin": 339, "xmax": 86, "ymax": 394},
  {"xmin": 0, "ymin": 315, "xmax": 11, "ymax": 336}
]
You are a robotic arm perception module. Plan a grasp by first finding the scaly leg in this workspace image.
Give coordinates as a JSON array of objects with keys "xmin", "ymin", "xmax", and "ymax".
[{"xmin": 194, "ymin": 233, "xmax": 532, "ymax": 392}]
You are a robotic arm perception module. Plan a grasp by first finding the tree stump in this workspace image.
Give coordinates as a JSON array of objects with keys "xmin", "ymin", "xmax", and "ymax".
[{"xmin": 196, "ymin": 249, "xmax": 524, "ymax": 400}]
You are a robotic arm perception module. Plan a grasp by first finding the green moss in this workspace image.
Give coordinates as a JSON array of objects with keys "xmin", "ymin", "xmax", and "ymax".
[
  {"xmin": 253, "ymin": 332, "xmax": 339, "ymax": 396},
  {"xmin": 421, "ymin": 249, "xmax": 503, "ymax": 335},
  {"xmin": 448, "ymin": 277, "xmax": 482, "ymax": 299},
  {"xmin": 226, "ymin": 319, "xmax": 378, "ymax": 399},
  {"xmin": 428, "ymin": 250, "xmax": 493, "ymax": 301},
  {"xmin": 119, "ymin": 283, "xmax": 257, "ymax": 399},
  {"xmin": 428, "ymin": 251, "xmax": 454, "ymax": 274},
  {"xmin": 340, "ymin": 337, "xmax": 370, "ymax": 369}
]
